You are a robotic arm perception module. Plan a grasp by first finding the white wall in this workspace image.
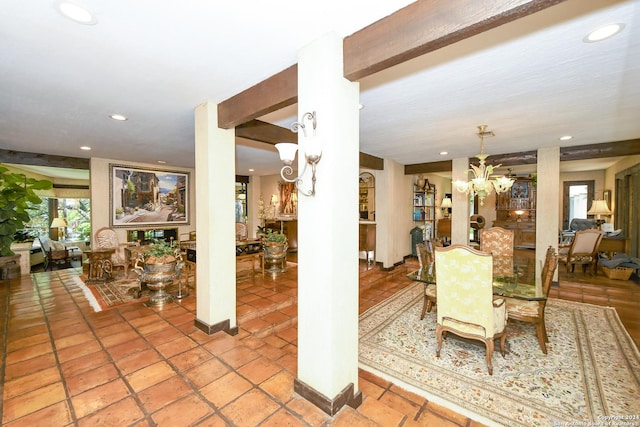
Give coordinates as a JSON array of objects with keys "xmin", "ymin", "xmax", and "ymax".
[{"xmin": 89, "ymin": 157, "xmax": 196, "ymax": 246}]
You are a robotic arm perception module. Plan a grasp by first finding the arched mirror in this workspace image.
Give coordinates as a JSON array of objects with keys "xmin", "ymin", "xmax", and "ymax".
[{"xmin": 359, "ymin": 172, "xmax": 375, "ymax": 221}]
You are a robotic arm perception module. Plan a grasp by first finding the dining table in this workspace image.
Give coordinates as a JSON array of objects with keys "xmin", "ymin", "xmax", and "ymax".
[{"xmin": 407, "ymin": 254, "xmax": 546, "ymax": 302}]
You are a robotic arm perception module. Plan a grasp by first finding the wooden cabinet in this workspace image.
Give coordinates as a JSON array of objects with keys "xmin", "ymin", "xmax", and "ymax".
[
  {"xmin": 359, "ymin": 223, "xmax": 376, "ymax": 264},
  {"xmin": 359, "ymin": 173, "xmax": 375, "ymax": 221},
  {"xmin": 494, "ymin": 177, "xmax": 536, "ymax": 248},
  {"xmin": 413, "ymin": 179, "xmax": 436, "ymax": 240}
]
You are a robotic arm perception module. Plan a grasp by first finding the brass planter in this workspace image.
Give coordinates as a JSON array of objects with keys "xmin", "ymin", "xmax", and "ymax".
[{"xmin": 264, "ymin": 241, "xmax": 287, "ymax": 275}]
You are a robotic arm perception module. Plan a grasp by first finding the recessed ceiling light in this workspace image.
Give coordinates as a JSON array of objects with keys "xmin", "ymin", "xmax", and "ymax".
[
  {"xmin": 80, "ymin": 146, "xmax": 91, "ymax": 150},
  {"xmin": 55, "ymin": 1, "xmax": 98, "ymax": 25},
  {"xmin": 358, "ymin": 104, "xmax": 364, "ymax": 110},
  {"xmin": 248, "ymin": 169, "xmax": 255, "ymax": 172},
  {"xmin": 109, "ymin": 114, "xmax": 127, "ymax": 121},
  {"xmin": 440, "ymin": 151, "xmax": 448, "ymax": 155},
  {"xmin": 559, "ymin": 135, "xmax": 573, "ymax": 141},
  {"xmin": 584, "ymin": 23, "xmax": 624, "ymax": 43},
  {"xmin": 157, "ymin": 160, "xmax": 167, "ymax": 164}
]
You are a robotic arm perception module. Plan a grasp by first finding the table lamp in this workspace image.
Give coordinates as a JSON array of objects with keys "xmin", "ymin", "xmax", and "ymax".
[
  {"xmin": 441, "ymin": 197, "xmax": 452, "ymax": 218},
  {"xmin": 587, "ymin": 199, "xmax": 612, "ymax": 228},
  {"xmin": 50, "ymin": 217, "xmax": 68, "ymax": 240}
]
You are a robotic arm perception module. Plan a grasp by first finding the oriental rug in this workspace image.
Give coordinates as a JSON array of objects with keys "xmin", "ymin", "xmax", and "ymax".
[{"xmin": 359, "ymin": 282, "xmax": 640, "ymax": 427}]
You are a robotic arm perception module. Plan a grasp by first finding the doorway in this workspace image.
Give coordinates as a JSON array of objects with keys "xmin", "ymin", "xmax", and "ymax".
[{"xmin": 562, "ymin": 180, "xmax": 594, "ymax": 230}]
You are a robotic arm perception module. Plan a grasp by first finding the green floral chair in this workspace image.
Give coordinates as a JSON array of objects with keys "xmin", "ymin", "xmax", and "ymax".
[{"xmin": 434, "ymin": 244, "xmax": 508, "ymax": 375}]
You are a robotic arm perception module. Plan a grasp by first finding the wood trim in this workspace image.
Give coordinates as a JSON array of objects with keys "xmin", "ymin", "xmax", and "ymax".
[
  {"xmin": 359, "ymin": 152, "xmax": 384, "ymax": 170},
  {"xmin": 560, "ymin": 139, "xmax": 640, "ymax": 161},
  {"xmin": 193, "ymin": 318, "xmax": 238, "ymax": 336},
  {"xmin": 343, "ymin": 0, "xmax": 566, "ymax": 81},
  {"xmin": 293, "ymin": 378, "xmax": 362, "ymax": 415},
  {"xmin": 218, "ymin": 65, "xmax": 298, "ymax": 129},
  {"xmin": 405, "ymin": 160, "xmax": 453, "ymax": 175},
  {"xmin": 235, "ymin": 120, "xmax": 297, "ymax": 145},
  {"xmin": 53, "ymin": 184, "xmax": 89, "ymax": 190},
  {"xmin": 0, "ymin": 149, "xmax": 89, "ymax": 169}
]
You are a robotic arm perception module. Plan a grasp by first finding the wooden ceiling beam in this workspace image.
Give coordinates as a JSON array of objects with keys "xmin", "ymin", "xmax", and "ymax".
[
  {"xmin": 0, "ymin": 149, "xmax": 89, "ymax": 169},
  {"xmin": 404, "ymin": 140, "xmax": 640, "ymax": 174},
  {"xmin": 235, "ymin": 120, "xmax": 297, "ymax": 145},
  {"xmin": 360, "ymin": 152, "xmax": 384, "ymax": 170},
  {"xmin": 343, "ymin": 0, "xmax": 566, "ymax": 81},
  {"xmin": 217, "ymin": 64, "xmax": 298, "ymax": 129}
]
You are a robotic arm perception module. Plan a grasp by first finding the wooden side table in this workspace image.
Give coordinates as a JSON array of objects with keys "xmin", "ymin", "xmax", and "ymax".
[{"xmin": 84, "ymin": 248, "xmax": 115, "ymax": 282}]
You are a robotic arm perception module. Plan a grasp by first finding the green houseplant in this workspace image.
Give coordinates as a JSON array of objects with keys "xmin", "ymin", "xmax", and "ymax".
[
  {"xmin": 263, "ymin": 229, "xmax": 287, "ymax": 275},
  {"xmin": 142, "ymin": 239, "xmax": 180, "ymax": 264},
  {"xmin": 0, "ymin": 166, "xmax": 52, "ymax": 256},
  {"xmin": 264, "ymin": 229, "xmax": 287, "ymax": 243}
]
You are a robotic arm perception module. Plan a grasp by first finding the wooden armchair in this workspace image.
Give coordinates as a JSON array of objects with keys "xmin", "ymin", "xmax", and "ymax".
[
  {"xmin": 558, "ymin": 229, "xmax": 603, "ymax": 274},
  {"xmin": 38, "ymin": 235, "xmax": 71, "ymax": 271},
  {"xmin": 95, "ymin": 227, "xmax": 135, "ymax": 277},
  {"xmin": 504, "ymin": 246, "xmax": 558, "ymax": 354},
  {"xmin": 434, "ymin": 245, "xmax": 508, "ymax": 375},
  {"xmin": 416, "ymin": 240, "xmax": 440, "ymax": 319}
]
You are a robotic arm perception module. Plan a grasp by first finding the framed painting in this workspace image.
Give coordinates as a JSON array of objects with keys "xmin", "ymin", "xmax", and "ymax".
[{"xmin": 110, "ymin": 164, "xmax": 190, "ymax": 227}]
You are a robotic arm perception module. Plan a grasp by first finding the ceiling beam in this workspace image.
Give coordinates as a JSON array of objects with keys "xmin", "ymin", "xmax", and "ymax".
[
  {"xmin": 360, "ymin": 152, "xmax": 384, "ymax": 170},
  {"xmin": 404, "ymin": 140, "xmax": 640, "ymax": 174},
  {"xmin": 236, "ymin": 120, "xmax": 297, "ymax": 144},
  {"xmin": 560, "ymin": 139, "xmax": 640, "ymax": 161},
  {"xmin": 343, "ymin": 0, "xmax": 567, "ymax": 81},
  {"xmin": 0, "ymin": 149, "xmax": 89, "ymax": 170},
  {"xmin": 218, "ymin": 64, "xmax": 298, "ymax": 129}
]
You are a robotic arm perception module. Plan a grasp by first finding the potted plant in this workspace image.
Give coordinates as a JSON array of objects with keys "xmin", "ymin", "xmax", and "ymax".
[
  {"xmin": 133, "ymin": 239, "xmax": 183, "ymax": 306},
  {"xmin": 263, "ymin": 229, "xmax": 287, "ymax": 274},
  {"xmin": 0, "ymin": 166, "xmax": 52, "ymax": 257}
]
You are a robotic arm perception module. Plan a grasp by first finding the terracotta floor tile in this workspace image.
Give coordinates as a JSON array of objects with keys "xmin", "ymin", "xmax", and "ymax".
[
  {"xmin": 4, "ymin": 352, "xmax": 58, "ymax": 381},
  {"xmin": 192, "ymin": 413, "xmax": 229, "ymax": 427},
  {"xmin": 156, "ymin": 335, "xmax": 198, "ymax": 358},
  {"xmin": 200, "ymin": 371, "xmax": 253, "ymax": 408},
  {"xmin": 125, "ymin": 361, "xmax": 177, "ymax": 392},
  {"xmin": 237, "ymin": 355, "xmax": 283, "ymax": 385},
  {"xmin": 330, "ymin": 405, "xmax": 378, "ymax": 426},
  {"xmin": 359, "ymin": 377, "xmax": 386, "ymax": 399},
  {"xmin": 6, "ymin": 332, "xmax": 50, "ymax": 353},
  {"xmin": 2, "ymin": 382, "xmax": 67, "ymax": 423},
  {"xmin": 3, "ymin": 366, "xmax": 61, "ymax": 400},
  {"xmin": 107, "ymin": 336, "xmax": 151, "ymax": 360},
  {"xmin": 115, "ymin": 348, "xmax": 163, "ymax": 376},
  {"xmin": 76, "ymin": 396, "xmax": 145, "ymax": 427},
  {"xmin": 285, "ymin": 396, "xmax": 332, "ymax": 426},
  {"xmin": 260, "ymin": 370, "xmax": 296, "ymax": 404},
  {"xmin": 169, "ymin": 346, "xmax": 213, "ymax": 372},
  {"xmin": 276, "ymin": 353, "xmax": 297, "ymax": 374},
  {"xmin": 3, "ymin": 400, "xmax": 72, "ymax": 427},
  {"xmin": 71, "ymin": 378, "xmax": 131, "ymax": 419},
  {"xmin": 261, "ymin": 408, "xmax": 307, "ymax": 426},
  {"xmin": 53, "ymin": 331, "xmax": 96, "ymax": 350},
  {"xmin": 60, "ymin": 350, "xmax": 110, "ymax": 378},
  {"xmin": 5, "ymin": 342, "xmax": 54, "ymax": 365},
  {"xmin": 184, "ymin": 357, "xmax": 230, "ymax": 388},
  {"xmin": 56, "ymin": 340, "xmax": 102, "ymax": 364},
  {"xmin": 137, "ymin": 375, "xmax": 194, "ymax": 413},
  {"xmin": 100, "ymin": 328, "xmax": 141, "ymax": 348},
  {"xmin": 356, "ymin": 395, "xmax": 405, "ymax": 427},
  {"xmin": 151, "ymin": 393, "xmax": 215, "ymax": 426},
  {"xmin": 426, "ymin": 399, "xmax": 470, "ymax": 425},
  {"xmin": 219, "ymin": 345, "xmax": 260, "ymax": 369},
  {"xmin": 145, "ymin": 325, "xmax": 184, "ymax": 346},
  {"xmin": 220, "ymin": 388, "xmax": 280, "ymax": 426},
  {"xmin": 66, "ymin": 362, "xmax": 120, "ymax": 396},
  {"xmin": 201, "ymin": 332, "xmax": 242, "ymax": 355}
]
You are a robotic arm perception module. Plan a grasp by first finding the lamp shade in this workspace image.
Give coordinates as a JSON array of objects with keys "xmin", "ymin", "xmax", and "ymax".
[
  {"xmin": 441, "ymin": 197, "xmax": 452, "ymax": 208},
  {"xmin": 587, "ymin": 199, "xmax": 612, "ymax": 218},
  {"xmin": 274, "ymin": 143, "xmax": 298, "ymax": 165},
  {"xmin": 50, "ymin": 217, "xmax": 68, "ymax": 228}
]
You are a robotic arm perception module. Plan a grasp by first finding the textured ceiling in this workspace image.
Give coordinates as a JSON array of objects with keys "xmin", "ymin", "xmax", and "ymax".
[{"xmin": 1, "ymin": 0, "xmax": 638, "ymax": 179}]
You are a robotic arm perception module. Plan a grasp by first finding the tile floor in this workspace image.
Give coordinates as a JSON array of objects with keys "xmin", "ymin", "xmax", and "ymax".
[{"xmin": 1, "ymin": 257, "xmax": 638, "ymax": 426}]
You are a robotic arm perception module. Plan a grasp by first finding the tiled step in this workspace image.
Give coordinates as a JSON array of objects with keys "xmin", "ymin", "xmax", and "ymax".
[{"xmin": 238, "ymin": 300, "xmax": 297, "ymax": 338}]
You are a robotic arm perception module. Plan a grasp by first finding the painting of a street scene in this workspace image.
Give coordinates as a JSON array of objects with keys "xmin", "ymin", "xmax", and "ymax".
[{"xmin": 110, "ymin": 165, "xmax": 189, "ymax": 227}]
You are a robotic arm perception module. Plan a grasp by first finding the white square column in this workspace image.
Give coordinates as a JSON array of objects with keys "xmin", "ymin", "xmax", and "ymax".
[
  {"xmin": 451, "ymin": 157, "xmax": 471, "ymax": 245},
  {"xmin": 193, "ymin": 102, "xmax": 237, "ymax": 334},
  {"xmin": 535, "ymin": 146, "xmax": 560, "ymax": 278},
  {"xmin": 294, "ymin": 32, "xmax": 362, "ymax": 414}
]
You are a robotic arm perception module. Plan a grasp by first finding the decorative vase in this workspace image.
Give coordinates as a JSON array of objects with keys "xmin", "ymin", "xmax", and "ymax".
[{"xmin": 264, "ymin": 241, "xmax": 287, "ymax": 275}]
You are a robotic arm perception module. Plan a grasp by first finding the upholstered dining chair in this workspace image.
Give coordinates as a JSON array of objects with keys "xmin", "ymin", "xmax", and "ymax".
[
  {"xmin": 434, "ymin": 244, "xmax": 508, "ymax": 375},
  {"xmin": 480, "ymin": 226, "xmax": 515, "ymax": 277},
  {"xmin": 416, "ymin": 240, "xmax": 440, "ymax": 319},
  {"xmin": 235, "ymin": 222, "xmax": 248, "ymax": 241},
  {"xmin": 504, "ymin": 246, "xmax": 558, "ymax": 354},
  {"xmin": 95, "ymin": 227, "xmax": 135, "ymax": 277},
  {"xmin": 558, "ymin": 228, "xmax": 604, "ymax": 274}
]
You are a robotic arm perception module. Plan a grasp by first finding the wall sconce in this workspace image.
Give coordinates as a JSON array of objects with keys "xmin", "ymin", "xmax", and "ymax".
[
  {"xmin": 440, "ymin": 197, "xmax": 452, "ymax": 218},
  {"xmin": 50, "ymin": 217, "xmax": 68, "ymax": 241},
  {"xmin": 275, "ymin": 111, "xmax": 321, "ymax": 197}
]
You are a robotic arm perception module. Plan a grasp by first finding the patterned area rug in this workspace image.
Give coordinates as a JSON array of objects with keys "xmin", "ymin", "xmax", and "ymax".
[{"xmin": 359, "ymin": 282, "xmax": 640, "ymax": 427}]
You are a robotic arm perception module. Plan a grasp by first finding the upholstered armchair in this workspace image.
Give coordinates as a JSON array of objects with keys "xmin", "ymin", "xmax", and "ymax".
[
  {"xmin": 434, "ymin": 245, "xmax": 508, "ymax": 375},
  {"xmin": 558, "ymin": 228, "xmax": 604, "ymax": 274},
  {"xmin": 504, "ymin": 246, "xmax": 558, "ymax": 354},
  {"xmin": 480, "ymin": 227, "xmax": 514, "ymax": 277},
  {"xmin": 235, "ymin": 222, "xmax": 248, "ymax": 241},
  {"xmin": 95, "ymin": 227, "xmax": 135, "ymax": 277},
  {"xmin": 38, "ymin": 235, "xmax": 71, "ymax": 271}
]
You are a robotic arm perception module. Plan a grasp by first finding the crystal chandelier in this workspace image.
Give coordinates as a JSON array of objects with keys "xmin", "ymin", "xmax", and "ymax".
[{"xmin": 454, "ymin": 125, "xmax": 514, "ymax": 206}]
